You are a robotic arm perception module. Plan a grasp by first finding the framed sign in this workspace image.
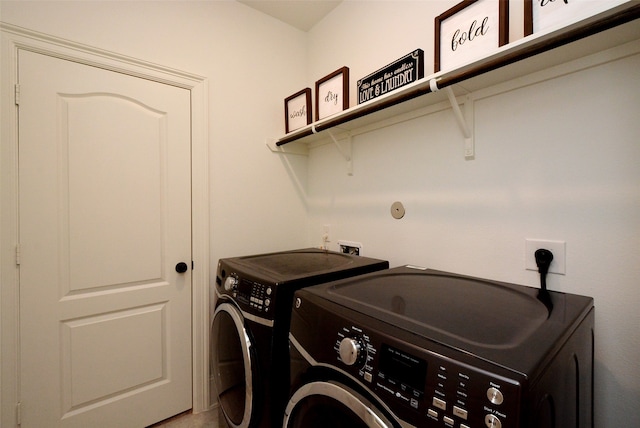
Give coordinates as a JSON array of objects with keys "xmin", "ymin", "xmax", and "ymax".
[
  {"xmin": 435, "ymin": 0, "xmax": 509, "ymax": 72},
  {"xmin": 315, "ymin": 67, "xmax": 349, "ymax": 121},
  {"xmin": 524, "ymin": 0, "xmax": 622, "ymax": 36},
  {"xmin": 284, "ymin": 88, "xmax": 312, "ymax": 133},
  {"xmin": 358, "ymin": 49, "xmax": 424, "ymax": 104}
]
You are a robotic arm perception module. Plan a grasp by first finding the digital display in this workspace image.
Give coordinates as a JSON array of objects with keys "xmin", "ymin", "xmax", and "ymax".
[
  {"xmin": 380, "ymin": 344, "xmax": 427, "ymax": 393},
  {"xmin": 239, "ymin": 279, "xmax": 253, "ymax": 295}
]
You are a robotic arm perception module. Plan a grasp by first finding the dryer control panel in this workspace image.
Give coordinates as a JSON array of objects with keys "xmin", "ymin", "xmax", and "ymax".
[
  {"xmin": 234, "ymin": 276, "xmax": 273, "ymax": 314},
  {"xmin": 216, "ymin": 264, "xmax": 274, "ymax": 319}
]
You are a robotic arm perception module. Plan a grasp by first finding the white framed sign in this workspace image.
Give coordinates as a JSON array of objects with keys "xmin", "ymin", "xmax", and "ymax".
[
  {"xmin": 284, "ymin": 88, "xmax": 312, "ymax": 133},
  {"xmin": 315, "ymin": 67, "xmax": 349, "ymax": 121},
  {"xmin": 435, "ymin": 0, "xmax": 509, "ymax": 72},
  {"xmin": 525, "ymin": 0, "xmax": 629, "ymax": 35}
]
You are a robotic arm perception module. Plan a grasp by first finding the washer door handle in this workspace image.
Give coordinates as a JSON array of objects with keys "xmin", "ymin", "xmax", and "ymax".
[{"xmin": 175, "ymin": 262, "xmax": 189, "ymax": 273}]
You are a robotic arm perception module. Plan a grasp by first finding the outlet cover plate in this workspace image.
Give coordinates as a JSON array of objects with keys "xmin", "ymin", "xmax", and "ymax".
[{"xmin": 525, "ymin": 239, "xmax": 566, "ymax": 275}]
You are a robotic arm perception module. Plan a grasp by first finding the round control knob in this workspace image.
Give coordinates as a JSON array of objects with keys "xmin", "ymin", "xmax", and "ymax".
[
  {"xmin": 485, "ymin": 414, "xmax": 502, "ymax": 428},
  {"xmin": 224, "ymin": 276, "xmax": 238, "ymax": 291},
  {"xmin": 487, "ymin": 387, "xmax": 504, "ymax": 405},
  {"xmin": 339, "ymin": 338, "xmax": 361, "ymax": 366}
]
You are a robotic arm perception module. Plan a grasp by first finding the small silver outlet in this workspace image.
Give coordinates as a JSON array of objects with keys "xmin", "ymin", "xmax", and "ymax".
[{"xmin": 338, "ymin": 240, "xmax": 362, "ymax": 256}]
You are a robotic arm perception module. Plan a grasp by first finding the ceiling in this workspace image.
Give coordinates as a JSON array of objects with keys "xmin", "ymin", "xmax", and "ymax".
[{"xmin": 238, "ymin": 0, "xmax": 343, "ymax": 32}]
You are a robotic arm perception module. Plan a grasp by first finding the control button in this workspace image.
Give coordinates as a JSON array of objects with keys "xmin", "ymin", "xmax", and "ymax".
[
  {"xmin": 487, "ymin": 387, "xmax": 504, "ymax": 405},
  {"xmin": 266, "ymin": 287, "xmax": 272, "ymax": 295},
  {"xmin": 339, "ymin": 338, "xmax": 361, "ymax": 366},
  {"xmin": 264, "ymin": 298, "xmax": 271, "ymax": 306},
  {"xmin": 432, "ymin": 397, "xmax": 446, "ymax": 411},
  {"xmin": 410, "ymin": 398, "xmax": 418, "ymax": 409},
  {"xmin": 443, "ymin": 416, "xmax": 454, "ymax": 426},
  {"xmin": 395, "ymin": 391, "xmax": 409, "ymax": 402},
  {"xmin": 485, "ymin": 414, "xmax": 502, "ymax": 428},
  {"xmin": 453, "ymin": 406, "xmax": 468, "ymax": 420},
  {"xmin": 364, "ymin": 372, "xmax": 373, "ymax": 383},
  {"xmin": 427, "ymin": 409, "xmax": 438, "ymax": 419}
]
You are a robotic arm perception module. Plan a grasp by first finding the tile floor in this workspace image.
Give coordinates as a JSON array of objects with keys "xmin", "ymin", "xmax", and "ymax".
[{"xmin": 147, "ymin": 407, "xmax": 229, "ymax": 428}]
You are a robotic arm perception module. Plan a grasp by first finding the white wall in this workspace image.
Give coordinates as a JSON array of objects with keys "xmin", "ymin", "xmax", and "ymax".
[
  {"xmin": 305, "ymin": 1, "xmax": 640, "ymax": 426},
  {"xmin": 0, "ymin": 0, "xmax": 310, "ymax": 267}
]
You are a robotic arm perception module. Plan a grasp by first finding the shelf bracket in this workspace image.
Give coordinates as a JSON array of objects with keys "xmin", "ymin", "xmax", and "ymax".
[
  {"xmin": 326, "ymin": 128, "xmax": 353, "ymax": 176},
  {"xmin": 430, "ymin": 79, "xmax": 475, "ymax": 159},
  {"xmin": 266, "ymin": 138, "xmax": 309, "ymax": 156},
  {"xmin": 444, "ymin": 86, "xmax": 475, "ymax": 159}
]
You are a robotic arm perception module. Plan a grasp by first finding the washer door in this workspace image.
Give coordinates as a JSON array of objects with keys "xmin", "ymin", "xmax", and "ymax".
[
  {"xmin": 283, "ymin": 381, "xmax": 395, "ymax": 428},
  {"xmin": 211, "ymin": 302, "xmax": 255, "ymax": 428}
]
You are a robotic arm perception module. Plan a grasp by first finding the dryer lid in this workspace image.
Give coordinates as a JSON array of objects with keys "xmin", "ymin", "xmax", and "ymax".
[
  {"xmin": 221, "ymin": 248, "xmax": 388, "ymax": 284},
  {"xmin": 321, "ymin": 266, "xmax": 592, "ymax": 351},
  {"xmin": 243, "ymin": 250, "xmax": 355, "ymax": 276}
]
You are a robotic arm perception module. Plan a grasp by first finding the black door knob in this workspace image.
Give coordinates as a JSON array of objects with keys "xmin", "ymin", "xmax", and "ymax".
[{"xmin": 175, "ymin": 262, "xmax": 189, "ymax": 273}]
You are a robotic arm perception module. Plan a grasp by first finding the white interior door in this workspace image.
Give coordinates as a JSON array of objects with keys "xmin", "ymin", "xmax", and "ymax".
[{"xmin": 18, "ymin": 49, "xmax": 192, "ymax": 427}]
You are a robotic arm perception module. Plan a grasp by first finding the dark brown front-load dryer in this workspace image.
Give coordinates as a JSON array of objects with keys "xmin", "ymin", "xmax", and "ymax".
[
  {"xmin": 285, "ymin": 266, "xmax": 594, "ymax": 428},
  {"xmin": 210, "ymin": 248, "xmax": 388, "ymax": 428}
]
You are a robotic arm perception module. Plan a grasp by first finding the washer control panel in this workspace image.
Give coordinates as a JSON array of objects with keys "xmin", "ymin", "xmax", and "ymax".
[
  {"xmin": 217, "ymin": 266, "xmax": 273, "ymax": 317},
  {"xmin": 334, "ymin": 323, "xmax": 521, "ymax": 428},
  {"xmin": 235, "ymin": 276, "xmax": 272, "ymax": 314}
]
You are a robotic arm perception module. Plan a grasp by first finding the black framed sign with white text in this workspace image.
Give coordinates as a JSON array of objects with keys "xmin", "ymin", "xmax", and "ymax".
[{"xmin": 357, "ymin": 49, "xmax": 424, "ymax": 104}]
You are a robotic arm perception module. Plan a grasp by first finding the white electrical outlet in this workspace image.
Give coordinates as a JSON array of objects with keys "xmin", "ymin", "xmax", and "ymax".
[{"xmin": 525, "ymin": 239, "xmax": 566, "ymax": 275}]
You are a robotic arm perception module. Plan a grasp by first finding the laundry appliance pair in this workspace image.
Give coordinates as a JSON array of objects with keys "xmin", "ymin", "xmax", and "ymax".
[{"xmin": 211, "ymin": 249, "xmax": 594, "ymax": 428}]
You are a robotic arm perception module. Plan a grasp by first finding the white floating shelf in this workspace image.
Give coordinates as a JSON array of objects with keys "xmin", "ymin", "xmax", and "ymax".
[{"xmin": 268, "ymin": 4, "xmax": 640, "ymax": 158}]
